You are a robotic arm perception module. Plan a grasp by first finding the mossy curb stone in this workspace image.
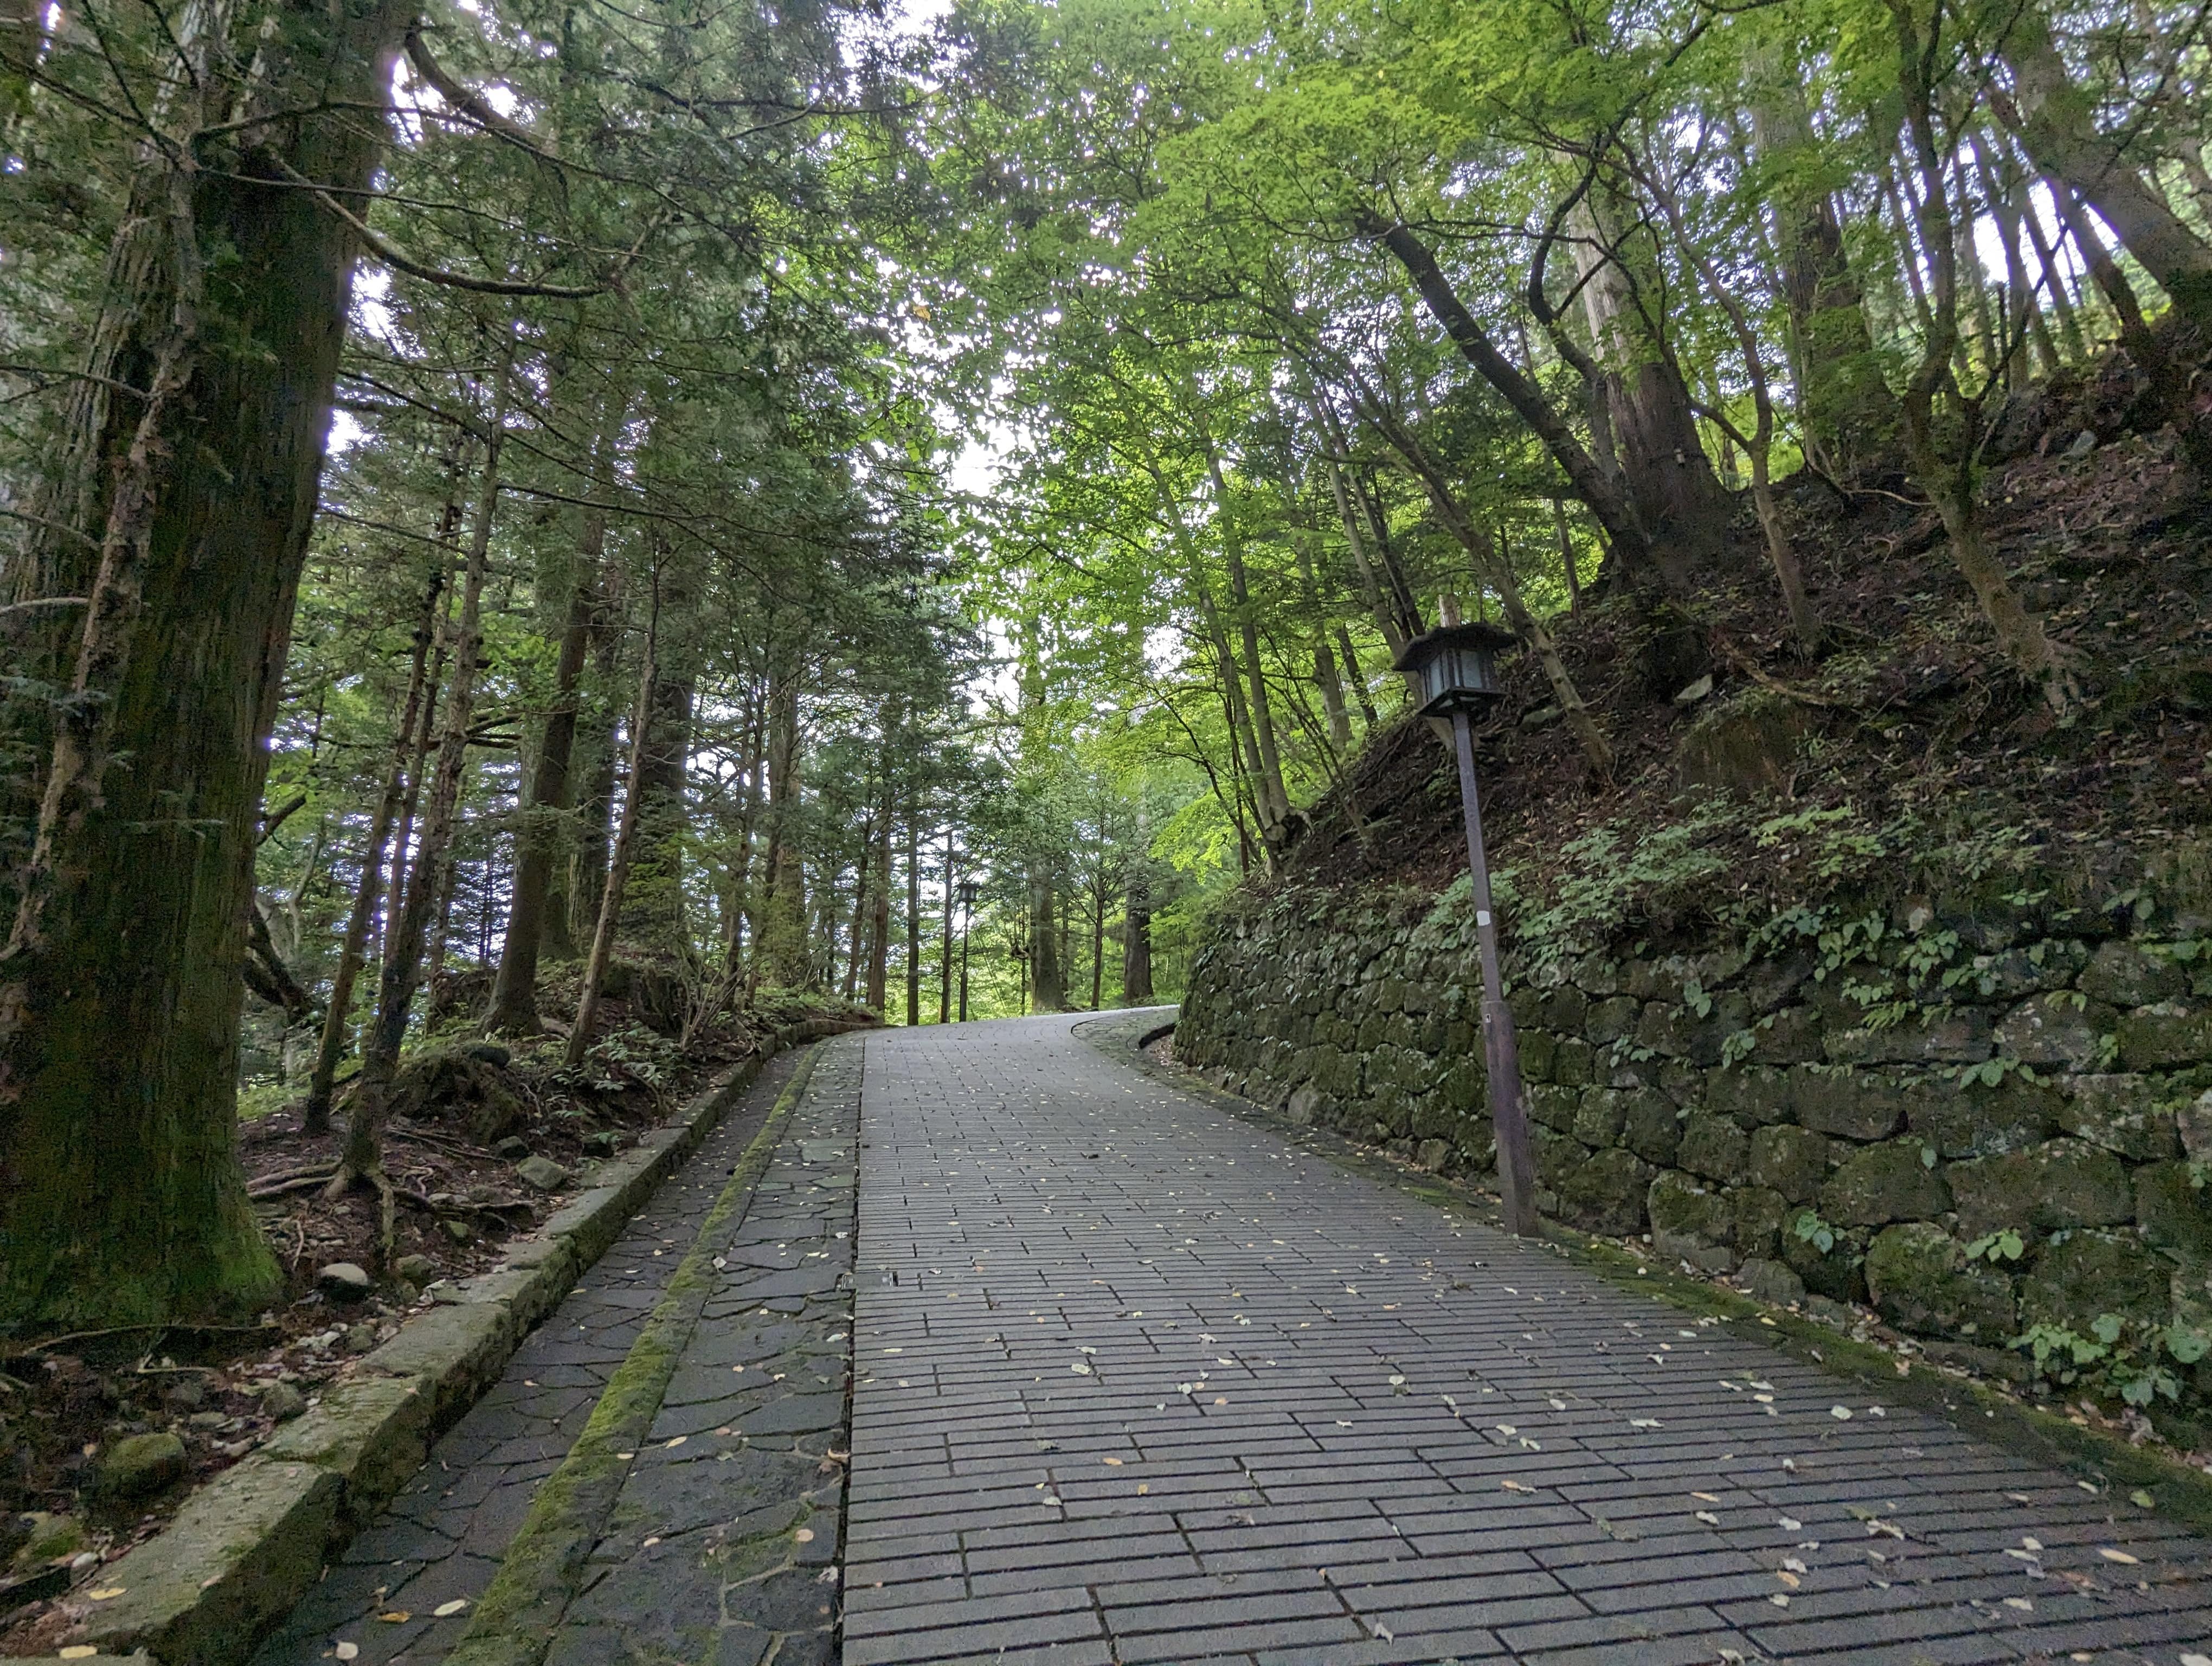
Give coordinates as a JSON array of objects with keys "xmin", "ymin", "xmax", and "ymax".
[
  {"xmin": 51, "ymin": 1017, "xmax": 871, "ymax": 1666},
  {"xmin": 68, "ymin": 1459, "xmax": 339, "ymax": 1666}
]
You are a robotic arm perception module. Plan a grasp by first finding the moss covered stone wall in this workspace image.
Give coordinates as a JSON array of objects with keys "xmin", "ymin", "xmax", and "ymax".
[{"xmin": 1178, "ymin": 836, "xmax": 2212, "ymax": 1396}]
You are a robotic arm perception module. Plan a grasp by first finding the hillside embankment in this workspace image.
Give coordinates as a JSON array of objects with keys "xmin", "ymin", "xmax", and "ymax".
[{"xmin": 1179, "ymin": 364, "xmax": 2212, "ymax": 1439}]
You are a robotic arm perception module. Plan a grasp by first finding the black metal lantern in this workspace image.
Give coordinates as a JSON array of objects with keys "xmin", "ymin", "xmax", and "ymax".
[
  {"xmin": 955, "ymin": 877, "xmax": 978, "ymax": 1022},
  {"xmin": 1392, "ymin": 620, "xmax": 1515, "ymax": 718},
  {"xmin": 1396, "ymin": 610, "xmax": 1538, "ymax": 1238}
]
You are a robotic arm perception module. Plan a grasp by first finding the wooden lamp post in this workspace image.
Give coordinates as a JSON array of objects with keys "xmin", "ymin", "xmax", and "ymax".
[{"xmin": 1392, "ymin": 611, "xmax": 1540, "ymax": 1237}]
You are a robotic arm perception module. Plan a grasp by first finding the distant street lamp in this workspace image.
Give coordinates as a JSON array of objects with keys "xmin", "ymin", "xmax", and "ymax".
[
  {"xmin": 957, "ymin": 879, "xmax": 979, "ymax": 1022},
  {"xmin": 1393, "ymin": 610, "xmax": 1539, "ymax": 1238}
]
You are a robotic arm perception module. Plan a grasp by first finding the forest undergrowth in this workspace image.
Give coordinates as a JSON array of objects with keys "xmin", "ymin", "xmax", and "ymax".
[{"xmin": 0, "ymin": 980, "xmax": 864, "ymax": 1642}]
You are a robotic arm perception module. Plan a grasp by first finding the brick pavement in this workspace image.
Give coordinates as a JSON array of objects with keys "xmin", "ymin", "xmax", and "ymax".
[{"xmin": 843, "ymin": 1013, "xmax": 2212, "ymax": 1666}]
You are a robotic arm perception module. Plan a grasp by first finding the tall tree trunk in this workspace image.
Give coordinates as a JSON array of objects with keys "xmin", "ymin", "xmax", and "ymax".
[
  {"xmin": 841, "ymin": 849, "xmax": 866, "ymax": 1002},
  {"xmin": 1280, "ymin": 475, "xmax": 1353, "ymax": 749},
  {"xmin": 619, "ymin": 532, "xmax": 695, "ymax": 956},
  {"xmin": 1566, "ymin": 191, "xmax": 1733, "ymax": 572},
  {"xmin": 758, "ymin": 651, "xmax": 809, "ymax": 989},
  {"xmin": 1335, "ymin": 626, "xmax": 1378, "ymax": 728},
  {"xmin": 1362, "ymin": 213, "xmax": 1669, "ymax": 585},
  {"xmin": 938, "ymin": 832, "xmax": 955, "ymax": 1024},
  {"xmin": 1976, "ymin": 133, "xmax": 2061, "ymax": 378},
  {"xmin": 868, "ymin": 774, "xmax": 892, "ymax": 1013},
  {"xmin": 335, "ymin": 351, "xmax": 512, "ymax": 1207},
  {"xmin": 567, "ymin": 590, "xmax": 659, "ymax": 1068},
  {"xmin": 1122, "ymin": 797, "xmax": 1154, "ymax": 1006},
  {"xmin": 1089, "ymin": 879, "xmax": 1106, "ymax": 1010},
  {"xmin": 563, "ymin": 612, "xmax": 623, "ymax": 956},
  {"xmin": 2048, "ymin": 182, "xmax": 2212, "ymax": 482},
  {"xmin": 0, "ymin": 0, "xmax": 410, "ymax": 1327},
  {"xmin": 904, "ymin": 808, "xmax": 921, "ymax": 1026},
  {"xmin": 2021, "ymin": 186, "xmax": 2090, "ymax": 358},
  {"xmin": 420, "ymin": 753, "xmax": 472, "ymax": 991},
  {"xmin": 1750, "ymin": 60, "xmax": 1889, "ymax": 469},
  {"xmin": 1892, "ymin": 0, "xmax": 2076, "ymax": 717},
  {"xmin": 1992, "ymin": 2, "xmax": 2212, "ymax": 332},
  {"xmin": 1319, "ymin": 443, "xmax": 1411, "ymax": 655},
  {"xmin": 1030, "ymin": 868, "xmax": 1064, "ymax": 1011},
  {"xmin": 718, "ymin": 695, "xmax": 766, "ymax": 984},
  {"xmin": 304, "ymin": 556, "xmax": 446, "ymax": 1132},
  {"xmin": 1201, "ymin": 443, "xmax": 1290, "ymax": 830},
  {"xmin": 485, "ymin": 393, "xmax": 617, "ymax": 1032}
]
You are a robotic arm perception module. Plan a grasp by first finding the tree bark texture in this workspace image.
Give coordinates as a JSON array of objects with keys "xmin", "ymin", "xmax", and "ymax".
[
  {"xmin": 567, "ymin": 594, "xmax": 658, "ymax": 1068},
  {"xmin": 902, "ymin": 810, "xmax": 921, "ymax": 1025},
  {"xmin": 0, "ymin": 0, "xmax": 411, "ymax": 1326},
  {"xmin": 486, "ymin": 388, "xmax": 619, "ymax": 1031},
  {"xmin": 1749, "ymin": 57, "xmax": 1891, "ymax": 469},
  {"xmin": 1566, "ymin": 194, "xmax": 1732, "ymax": 575}
]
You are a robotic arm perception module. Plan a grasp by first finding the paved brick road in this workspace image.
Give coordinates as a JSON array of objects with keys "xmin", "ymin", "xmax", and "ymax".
[{"xmin": 844, "ymin": 1014, "xmax": 2212, "ymax": 1666}]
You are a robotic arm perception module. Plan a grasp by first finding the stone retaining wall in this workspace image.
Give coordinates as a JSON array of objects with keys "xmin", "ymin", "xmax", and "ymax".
[{"xmin": 1178, "ymin": 837, "xmax": 2212, "ymax": 1392}]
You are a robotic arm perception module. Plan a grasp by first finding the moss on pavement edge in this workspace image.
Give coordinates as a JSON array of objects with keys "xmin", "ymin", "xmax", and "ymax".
[{"xmin": 443, "ymin": 1046, "xmax": 824, "ymax": 1666}]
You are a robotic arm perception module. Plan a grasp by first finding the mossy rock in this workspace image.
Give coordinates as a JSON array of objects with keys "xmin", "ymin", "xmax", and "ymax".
[
  {"xmin": 11, "ymin": 1512, "xmax": 85, "ymax": 1571},
  {"xmin": 2019, "ymin": 1229, "xmax": 2172, "ymax": 1334},
  {"xmin": 1572, "ymin": 1087, "xmax": 1628, "ymax": 1149},
  {"xmin": 2118, "ymin": 1002, "xmax": 2212, "ymax": 1071},
  {"xmin": 95, "ymin": 1431, "xmax": 187, "ymax": 1499},
  {"xmin": 2136, "ymin": 1161, "xmax": 2212, "ymax": 1261},
  {"xmin": 1531, "ymin": 1127, "xmax": 1587, "ymax": 1190},
  {"xmin": 1994, "ymin": 992, "xmax": 2119, "ymax": 1069},
  {"xmin": 1675, "ymin": 696, "xmax": 1808, "ymax": 795},
  {"xmin": 1781, "ymin": 1218, "xmax": 1869, "ymax": 1303},
  {"xmin": 1819, "ymin": 1138, "xmax": 1950, "ymax": 1228},
  {"xmin": 1865, "ymin": 1222, "xmax": 2017, "ymax": 1341},
  {"xmin": 1948, "ymin": 1138, "xmax": 2133, "ymax": 1237},
  {"xmin": 1785, "ymin": 1068, "xmax": 1909, "ymax": 1142},
  {"xmin": 384, "ymin": 1045, "xmax": 527, "ymax": 1145},
  {"xmin": 2079, "ymin": 943, "xmax": 2187, "ymax": 1007},
  {"xmin": 1905, "ymin": 1074, "xmax": 2062, "ymax": 1160},
  {"xmin": 1553, "ymin": 1147, "xmax": 1655, "ymax": 1238},
  {"xmin": 1649, "ymin": 1170, "xmax": 1735, "ymax": 1272},
  {"xmin": 1733, "ymin": 1187, "xmax": 1788, "ymax": 1261},
  {"xmin": 1748, "ymin": 1124, "xmax": 1830, "ymax": 1203},
  {"xmin": 1677, "ymin": 1112, "xmax": 1748, "ymax": 1183},
  {"xmin": 2056, "ymin": 1074, "xmax": 2180, "ymax": 1161},
  {"xmin": 1620, "ymin": 1089, "xmax": 1683, "ymax": 1167}
]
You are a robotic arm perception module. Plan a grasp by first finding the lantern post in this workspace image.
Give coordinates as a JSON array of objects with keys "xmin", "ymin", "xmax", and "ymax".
[
  {"xmin": 957, "ymin": 879, "xmax": 979, "ymax": 1022},
  {"xmin": 1391, "ymin": 611, "xmax": 1539, "ymax": 1238}
]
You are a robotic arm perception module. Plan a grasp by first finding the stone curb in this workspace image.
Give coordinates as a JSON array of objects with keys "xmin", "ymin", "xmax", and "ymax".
[{"xmin": 57, "ymin": 1017, "xmax": 875, "ymax": 1666}]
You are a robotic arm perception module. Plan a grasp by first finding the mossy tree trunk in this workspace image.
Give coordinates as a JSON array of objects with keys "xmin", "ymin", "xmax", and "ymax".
[{"xmin": 0, "ymin": 0, "xmax": 409, "ymax": 1329}]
